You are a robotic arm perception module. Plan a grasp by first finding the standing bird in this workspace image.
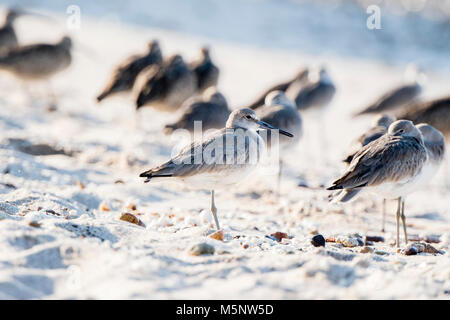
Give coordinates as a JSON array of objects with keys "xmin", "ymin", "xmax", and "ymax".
[
  {"xmin": 164, "ymin": 87, "xmax": 230, "ymax": 134},
  {"xmin": 246, "ymin": 68, "xmax": 309, "ymax": 110},
  {"xmin": 135, "ymin": 54, "xmax": 197, "ymax": 111},
  {"xmin": 255, "ymin": 91, "xmax": 302, "ymax": 193},
  {"xmin": 414, "ymin": 124, "xmax": 446, "ymax": 186},
  {"xmin": 286, "ymin": 66, "xmax": 336, "ymax": 111},
  {"xmin": 96, "ymin": 40, "xmax": 162, "ymax": 102},
  {"xmin": 0, "ymin": 36, "xmax": 72, "ymax": 106},
  {"xmin": 327, "ymin": 120, "xmax": 427, "ymax": 247},
  {"xmin": 139, "ymin": 108, "xmax": 294, "ymax": 230},
  {"xmin": 189, "ymin": 47, "xmax": 219, "ymax": 93},
  {"xmin": 0, "ymin": 36, "xmax": 72, "ymax": 80},
  {"xmin": 396, "ymin": 95, "xmax": 450, "ymax": 139},
  {"xmin": 340, "ymin": 114, "xmax": 396, "ymax": 232},
  {"xmin": 353, "ymin": 64, "xmax": 424, "ymax": 117}
]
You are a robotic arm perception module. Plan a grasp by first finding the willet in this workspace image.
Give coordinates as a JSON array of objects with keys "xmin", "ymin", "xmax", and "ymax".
[
  {"xmin": 246, "ymin": 68, "xmax": 309, "ymax": 110},
  {"xmin": 96, "ymin": 40, "xmax": 162, "ymax": 102},
  {"xmin": 340, "ymin": 114, "xmax": 396, "ymax": 232},
  {"xmin": 0, "ymin": 36, "xmax": 72, "ymax": 80},
  {"xmin": 139, "ymin": 108, "xmax": 294, "ymax": 230},
  {"xmin": 414, "ymin": 123, "xmax": 446, "ymax": 185},
  {"xmin": 396, "ymin": 95, "xmax": 450, "ymax": 139},
  {"xmin": 286, "ymin": 66, "xmax": 336, "ymax": 111},
  {"xmin": 164, "ymin": 86, "xmax": 230, "ymax": 134},
  {"xmin": 354, "ymin": 64, "xmax": 424, "ymax": 117},
  {"xmin": 134, "ymin": 54, "xmax": 197, "ymax": 111},
  {"xmin": 189, "ymin": 47, "xmax": 219, "ymax": 93},
  {"xmin": 255, "ymin": 90, "xmax": 302, "ymax": 193},
  {"xmin": 0, "ymin": 35, "xmax": 72, "ymax": 106},
  {"xmin": 327, "ymin": 120, "xmax": 427, "ymax": 247}
]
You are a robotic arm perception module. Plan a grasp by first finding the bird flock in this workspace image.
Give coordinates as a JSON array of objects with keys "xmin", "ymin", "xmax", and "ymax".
[{"xmin": 0, "ymin": 8, "xmax": 448, "ymax": 249}]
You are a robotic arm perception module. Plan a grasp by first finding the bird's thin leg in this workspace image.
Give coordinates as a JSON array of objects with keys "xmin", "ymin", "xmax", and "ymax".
[
  {"xmin": 210, "ymin": 189, "xmax": 220, "ymax": 230},
  {"xmin": 395, "ymin": 197, "xmax": 401, "ymax": 248},
  {"xmin": 381, "ymin": 198, "xmax": 386, "ymax": 233},
  {"xmin": 45, "ymin": 80, "xmax": 58, "ymax": 110},
  {"xmin": 277, "ymin": 159, "xmax": 283, "ymax": 197},
  {"xmin": 400, "ymin": 198, "xmax": 408, "ymax": 245}
]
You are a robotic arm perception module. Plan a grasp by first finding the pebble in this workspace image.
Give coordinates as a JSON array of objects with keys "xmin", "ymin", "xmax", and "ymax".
[
  {"xmin": 209, "ymin": 230, "xmax": 224, "ymax": 241},
  {"xmin": 365, "ymin": 235, "xmax": 384, "ymax": 243},
  {"xmin": 311, "ymin": 234, "xmax": 326, "ymax": 247},
  {"xmin": 336, "ymin": 236, "xmax": 363, "ymax": 248},
  {"xmin": 402, "ymin": 242, "xmax": 442, "ymax": 256},
  {"xmin": 99, "ymin": 201, "xmax": 110, "ymax": 212},
  {"xmin": 360, "ymin": 246, "xmax": 374, "ymax": 254},
  {"xmin": 119, "ymin": 212, "xmax": 146, "ymax": 227},
  {"xmin": 374, "ymin": 250, "xmax": 388, "ymax": 256},
  {"xmin": 269, "ymin": 232, "xmax": 289, "ymax": 242},
  {"xmin": 189, "ymin": 243, "xmax": 215, "ymax": 256}
]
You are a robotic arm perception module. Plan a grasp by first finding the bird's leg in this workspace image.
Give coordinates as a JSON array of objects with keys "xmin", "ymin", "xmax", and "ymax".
[
  {"xmin": 381, "ymin": 198, "xmax": 386, "ymax": 233},
  {"xmin": 210, "ymin": 189, "xmax": 220, "ymax": 230},
  {"xmin": 45, "ymin": 80, "xmax": 58, "ymax": 110},
  {"xmin": 400, "ymin": 198, "xmax": 408, "ymax": 245},
  {"xmin": 395, "ymin": 197, "xmax": 401, "ymax": 248},
  {"xmin": 277, "ymin": 159, "xmax": 283, "ymax": 197}
]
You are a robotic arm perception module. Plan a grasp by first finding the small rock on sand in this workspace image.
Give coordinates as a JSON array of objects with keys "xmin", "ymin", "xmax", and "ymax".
[
  {"xmin": 209, "ymin": 230, "xmax": 224, "ymax": 241},
  {"xmin": 402, "ymin": 242, "xmax": 442, "ymax": 256},
  {"xmin": 360, "ymin": 246, "xmax": 374, "ymax": 254},
  {"xmin": 269, "ymin": 232, "xmax": 289, "ymax": 242},
  {"xmin": 336, "ymin": 236, "xmax": 364, "ymax": 247},
  {"xmin": 311, "ymin": 234, "xmax": 326, "ymax": 247},
  {"xmin": 189, "ymin": 243, "xmax": 215, "ymax": 256},
  {"xmin": 119, "ymin": 212, "xmax": 146, "ymax": 227}
]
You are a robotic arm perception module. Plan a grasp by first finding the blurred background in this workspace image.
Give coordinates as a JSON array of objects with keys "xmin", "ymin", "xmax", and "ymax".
[{"xmin": 2, "ymin": 0, "xmax": 450, "ymax": 73}]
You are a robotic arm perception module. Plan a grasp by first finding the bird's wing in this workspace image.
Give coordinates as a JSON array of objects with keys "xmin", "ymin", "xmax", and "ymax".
[
  {"xmin": 140, "ymin": 128, "xmax": 261, "ymax": 180},
  {"xmin": 329, "ymin": 135, "xmax": 426, "ymax": 190}
]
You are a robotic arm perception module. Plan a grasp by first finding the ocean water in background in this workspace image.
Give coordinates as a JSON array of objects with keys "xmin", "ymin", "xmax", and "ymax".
[{"xmin": 2, "ymin": 0, "xmax": 450, "ymax": 73}]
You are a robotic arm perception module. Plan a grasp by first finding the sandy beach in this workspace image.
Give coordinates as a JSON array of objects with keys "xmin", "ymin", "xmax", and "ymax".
[{"xmin": 0, "ymin": 5, "xmax": 449, "ymax": 299}]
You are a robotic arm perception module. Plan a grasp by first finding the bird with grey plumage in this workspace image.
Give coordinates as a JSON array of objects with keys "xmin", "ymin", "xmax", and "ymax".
[
  {"xmin": 255, "ymin": 90, "xmax": 302, "ymax": 194},
  {"xmin": 134, "ymin": 54, "xmax": 197, "ymax": 111},
  {"xmin": 353, "ymin": 64, "xmax": 424, "ymax": 117},
  {"xmin": 246, "ymin": 68, "xmax": 309, "ymax": 110},
  {"xmin": 139, "ymin": 108, "xmax": 294, "ymax": 231},
  {"xmin": 189, "ymin": 47, "xmax": 219, "ymax": 93},
  {"xmin": 96, "ymin": 40, "xmax": 162, "ymax": 103},
  {"xmin": 396, "ymin": 95, "xmax": 450, "ymax": 140},
  {"xmin": 327, "ymin": 120, "xmax": 428, "ymax": 247},
  {"xmin": 0, "ymin": 35, "xmax": 72, "ymax": 106},
  {"xmin": 286, "ymin": 66, "xmax": 335, "ymax": 111},
  {"xmin": 339, "ymin": 113, "xmax": 396, "ymax": 232},
  {"xmin": 164, "ymin": 86, "xmax": 230, "ymax": 134}
]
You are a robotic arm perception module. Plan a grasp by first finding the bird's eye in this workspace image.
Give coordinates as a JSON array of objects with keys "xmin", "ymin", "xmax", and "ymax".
[
  {"xmin": 398, "ymin": 129, "xmax": 404, "ymax": 133},
  {"xmin": 245, "ymin": 115, "xmax": 252, "ymax": 120}
]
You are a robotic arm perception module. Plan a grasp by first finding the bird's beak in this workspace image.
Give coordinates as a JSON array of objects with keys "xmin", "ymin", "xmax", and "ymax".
[{"xmin": 257, "ymin": 120, "xmax": 293, "ymax": 137}]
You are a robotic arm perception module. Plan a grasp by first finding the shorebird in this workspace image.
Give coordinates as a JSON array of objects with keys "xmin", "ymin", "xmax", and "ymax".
[
  {"xmin": 246, "ymin": 68, "xmax": 309, "ymax": 110},
  {"xmin": 96, "ymin": 40, "xmax": 162, "ymax": 102},
  {"xmin": 164, "ymin": 86, "xmax": 230, "ymax": 134},
  {"xmin": 396, "ymin": 95, "xmax": 450, "ymax": 139},
  {"xmin": 354, "ymin": 64, "xmax": 424, "ymax": 117},
  {"xmin": 340, "ymin": 114, "xmax": 396, "ymax": 231},
  {"xmin": 255, "ymin": 91, "xmax": 302, "ymax": 193},
  {"xmin": 189, "ymin": 47, "xmax": 219, "ymax": 93},
  {"xmin": 139, "ymin": 108, "xmax": 294, "ymax": 230},
  {"xmin": 286, "ymin": 66, "xmax": 336, "ymax": 111},
  {"xmin": 0, "ymin": 36, "xmax": 72, "ymax": 80},
  {"xmin": 134, "ymin": 54, "xmax": 197, "ymax": 111},
  {"xmin": 327, "ymin": 120, "xmax": 427, "ymax": 247},
  {"xmin": 414, "ymin": 123, "xmax": 446, "ymax": 186}
]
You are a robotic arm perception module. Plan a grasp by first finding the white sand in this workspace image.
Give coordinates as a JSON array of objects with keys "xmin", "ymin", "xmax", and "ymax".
[{"xmin": 0, "ymin": 12, "xmax": 449, "ymax": 299}]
